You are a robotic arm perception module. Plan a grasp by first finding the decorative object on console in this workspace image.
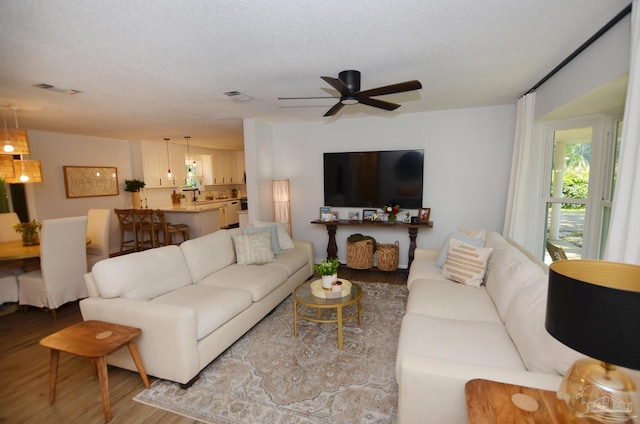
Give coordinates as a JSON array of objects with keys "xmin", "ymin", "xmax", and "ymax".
[
  {"xmin": 13, "ymin": 220, "xmax": 41, "ymax": 246},
  {"xmin": 362, "ymin": 209, "xmax": 376, "ymax": 221},
  {"xmin": 272, "ymin": 179, "xmax": 291, "ymax": 236},
  {"xmin": 545, "ymin": 260, "xmax": 640, "ymax": 422},
  {"xmin": 382, "ymin": 203, "xmax": 400, "ymax": 221},
  {"xmin": 319, "ymin": 206, "xmax": 330, "ymax": 218},
  {"xmin": 418, "ymin": 207, "xmax": 431, "ymax": 224}
]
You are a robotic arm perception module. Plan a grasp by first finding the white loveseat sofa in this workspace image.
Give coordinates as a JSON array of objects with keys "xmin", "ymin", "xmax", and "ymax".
[
  {"xmin": 395, "ymin": 231, "xmax": 585, "ymax": 424},
  {"xmin": 80, "ymin": 226, "xmax": 313, "ymax": 386}
]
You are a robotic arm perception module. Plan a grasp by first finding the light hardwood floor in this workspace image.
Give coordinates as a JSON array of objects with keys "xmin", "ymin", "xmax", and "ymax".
[{"xmin": 0, "ymin": 267, "xmax": 406, "ymax": 423}]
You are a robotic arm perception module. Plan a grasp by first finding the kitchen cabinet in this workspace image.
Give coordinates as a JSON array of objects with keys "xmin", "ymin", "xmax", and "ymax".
[
  {"xmin": 236, "ymin": 150, "xmax": 246, "ymax": 183},
  {"xmin": 212, "ymin": 151, "xmax": 239, "ymax": 184},
  {"xmin": 142, "ymin": 141, "xmax": 186, "ymax": 187}
]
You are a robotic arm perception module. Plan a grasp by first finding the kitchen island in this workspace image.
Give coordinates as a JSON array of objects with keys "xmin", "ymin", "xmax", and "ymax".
[{"xmin": 159, "ymin": 199, "xmax": 242, "ymax": 238}]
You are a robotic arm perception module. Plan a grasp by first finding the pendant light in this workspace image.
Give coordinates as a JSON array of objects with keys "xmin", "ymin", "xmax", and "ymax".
[
  {"xmin": 185, "ymin": 136, "xmax": 193, "ymax": 178},
  {"xmin": 2, "ymin": 107, "xmax": 13, "ymax": 153},
  {"xmin": 164, "ymin": 138, "xmax": 172, "ymax": 179}
]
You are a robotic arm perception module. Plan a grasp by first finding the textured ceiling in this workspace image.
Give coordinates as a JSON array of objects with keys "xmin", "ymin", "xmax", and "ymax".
[{"xmin": 0, "ymin": 0, "xmax": 630, "ymax": 150}]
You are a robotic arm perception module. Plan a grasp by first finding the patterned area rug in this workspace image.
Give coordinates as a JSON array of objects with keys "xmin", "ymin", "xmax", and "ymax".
[{"xmin": 134, "ymin": 281, "xmax": 408, "ymax": 423}]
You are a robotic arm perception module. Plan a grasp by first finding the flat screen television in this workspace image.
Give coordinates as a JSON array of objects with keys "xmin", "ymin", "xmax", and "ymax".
[{"xmin": 323, "ymin": 149, "xmax": 424, "ymax": 208}]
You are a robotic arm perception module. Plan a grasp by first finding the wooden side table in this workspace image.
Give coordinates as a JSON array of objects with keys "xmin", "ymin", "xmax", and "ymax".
[
  {"xmin": 465, "ymin": 379, "xmax": 599, "ymax": 423},
  {"xmin": 39, "ymin": 320, "xmax": 150, "ymax": 422}
]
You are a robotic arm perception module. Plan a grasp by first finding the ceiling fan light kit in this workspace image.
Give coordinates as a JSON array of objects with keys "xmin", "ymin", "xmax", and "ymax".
[{"xmin": 279, "ymin": 69, "xmax": 422, "ymax": 117}]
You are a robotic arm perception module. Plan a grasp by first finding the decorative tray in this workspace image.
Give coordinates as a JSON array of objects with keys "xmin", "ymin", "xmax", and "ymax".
[{"xmin": 311, "ymin": 279, "xmax": 352, "ymax": 299}]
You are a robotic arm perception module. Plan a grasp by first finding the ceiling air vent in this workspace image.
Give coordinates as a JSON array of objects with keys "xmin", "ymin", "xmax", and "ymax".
[
  {"xmin": 34, "ymin": 83, "xmax": 82, "ymax": 95},
  {"xmin": 223, "ymin": 91, "xmax": 252, "ymax": 102}
]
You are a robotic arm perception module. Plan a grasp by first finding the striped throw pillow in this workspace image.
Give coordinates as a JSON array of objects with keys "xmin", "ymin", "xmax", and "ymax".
[{"xmin": 442, "ymin": 238, "xmax": 493, "ymax": 287}]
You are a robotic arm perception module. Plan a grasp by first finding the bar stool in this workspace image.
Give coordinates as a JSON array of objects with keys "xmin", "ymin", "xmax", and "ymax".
[
  {"xmin": 134, "ymin": 209, "xmax": 158, "ymax": 250},
  {"xmin": 153, "ymin": 210, "xmax": 190, "ymax": 245},
  {"xmin": 114, "ymin": 209, "xmax": 137, "ymax": 252}
]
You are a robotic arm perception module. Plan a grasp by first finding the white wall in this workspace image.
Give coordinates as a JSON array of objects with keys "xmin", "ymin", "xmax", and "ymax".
[
  {"xmin": 27, "ymin": 130, "xmax": 135, "ymax": 253},
  {"xmin": 248, "ymin": 105, "xmax": 516, "ymax": 267}
]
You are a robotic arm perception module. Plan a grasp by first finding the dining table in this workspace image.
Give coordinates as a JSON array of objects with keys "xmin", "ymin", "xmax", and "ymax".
[{"xmin": 0, "ymin": 238, "xmax": 92, "ymax": 261}]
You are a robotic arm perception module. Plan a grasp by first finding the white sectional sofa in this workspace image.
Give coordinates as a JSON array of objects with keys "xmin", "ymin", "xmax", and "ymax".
[
  {"xmin": 395, "ymin": 231, "xmax": 585, "ymax": 424},
  {"xmin": 80, "ymin": 226, "xmax": 313, "ymax": 386}
]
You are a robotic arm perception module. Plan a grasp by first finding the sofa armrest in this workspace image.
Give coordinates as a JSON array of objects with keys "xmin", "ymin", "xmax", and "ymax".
[
  {"xmin": 79, "ymin": 296, "xmax": 200, "ymax": 384},
  {"xmin": 293, "ymin": 239, "xmax": 314, "ymax": 275},
  {"xmin": 413, "ymin": 248, "xmax": 439, "ymax": 260},
  {"xmin": 396, "ymin": 354, "xmax": 562, "ymax": 424}
]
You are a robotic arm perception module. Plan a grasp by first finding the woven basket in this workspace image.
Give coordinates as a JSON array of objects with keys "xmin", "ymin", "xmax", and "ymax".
[
  {"xmin": 377, "ymin": 241, "xmax": 399, "ymax": 271},
  {"xmin": 346, "ymin": 239, "xmax": 374, "ymax": 269}
]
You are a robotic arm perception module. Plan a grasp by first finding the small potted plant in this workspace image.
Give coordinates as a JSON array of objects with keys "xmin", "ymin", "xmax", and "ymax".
[
  {"xmin": 314, "ymin": 257, "xmax": 340, "ymax": 289},
  {"xmin": 124, "ymin": 179, "xmax": 145, "ymax": 208},
  {"xmin": 231, "ymin": 188, "xmax": 238, "ymax": 198},
  {"xmin": 13, "ymin": 220, "xmax": 42, "ymax": 246},
  {"xmin": 382, "ymin": 203, "xmax": 401, "ymax": 221}
]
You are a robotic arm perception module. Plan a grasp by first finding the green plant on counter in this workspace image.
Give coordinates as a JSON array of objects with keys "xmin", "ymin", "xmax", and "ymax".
[
  {"xmin": 124, "ymin": 179, "xmax": 145, "ymax": 192},
  {"xmin": 313, "ymin": 257, "xmax": 340, "ymax": 276}
]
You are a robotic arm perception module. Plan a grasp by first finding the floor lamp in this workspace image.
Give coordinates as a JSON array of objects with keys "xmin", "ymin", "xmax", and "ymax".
[{"xmin": 272, "ymin": 179, "xmax": 291, "ymax": 236}]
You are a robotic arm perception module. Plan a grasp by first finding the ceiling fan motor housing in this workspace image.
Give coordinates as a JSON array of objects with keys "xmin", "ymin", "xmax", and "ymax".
[{"xmin": 339, "ymin": 70, "xmax": 361, "ymax": 92}]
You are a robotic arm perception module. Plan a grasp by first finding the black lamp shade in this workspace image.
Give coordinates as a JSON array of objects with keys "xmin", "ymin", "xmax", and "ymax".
[{"xmin": 545, "ymin": 260, "xmax": 640, "ymax": 370}]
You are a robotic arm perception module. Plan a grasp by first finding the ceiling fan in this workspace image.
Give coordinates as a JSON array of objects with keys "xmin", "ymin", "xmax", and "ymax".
[{"xmin": 278, "ymin": 70, "xmax": 422, "ymax": 117}]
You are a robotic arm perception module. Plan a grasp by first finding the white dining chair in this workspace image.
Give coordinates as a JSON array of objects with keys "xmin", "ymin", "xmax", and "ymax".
[
  {"xmin": 0, "ymin": 212, "xmax": 23, "ymax": 305},
  {"xmin": 86, "ymin": 209, "xmax": 111, "ymax": 270},
  {"xmin": 17, "ymin": 216, "xmax": 88, "ymax": 319}
]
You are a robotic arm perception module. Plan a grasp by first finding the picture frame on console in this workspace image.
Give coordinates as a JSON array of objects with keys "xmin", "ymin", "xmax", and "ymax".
[
  {"xmin": 403, "ymin": 211, "xmax": 412, "ymax": 223},
  {"xmin": 319, "ymin": 206, "xmax": 330, "ymax": 218},
  {"xmin": 362, "ymin": 209, "xmax": 376, "ymax": 221},
  {"xmin": 349, "ymin": 211, "xmax": 360, "ymax": 221},
  {"xmin": 330, "ymin": 211, "xmax": 339, "ymax": 221},
  {"xmin": 418, "ymin": 208, "xmax": 431, "ymax": 224}
]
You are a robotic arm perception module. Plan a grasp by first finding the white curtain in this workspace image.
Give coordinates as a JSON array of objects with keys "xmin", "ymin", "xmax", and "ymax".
[
  {"xmin": 605, "ymin": 0, "xmax": 640, "ymax": 264},
  {"xmin": 503, "ymin": 92, "xmax": 536, "ymax": 244}
]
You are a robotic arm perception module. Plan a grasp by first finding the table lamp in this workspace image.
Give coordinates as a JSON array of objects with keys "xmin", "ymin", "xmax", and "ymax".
[{"xmin": 545, "ymin": 260, "xmax": 640, "ymax": 422}]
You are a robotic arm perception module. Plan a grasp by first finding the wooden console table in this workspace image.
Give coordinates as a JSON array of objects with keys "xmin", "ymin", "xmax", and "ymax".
[{"xmin": 311, "ymin": 219, "xmax": 433, "ymax": 268}]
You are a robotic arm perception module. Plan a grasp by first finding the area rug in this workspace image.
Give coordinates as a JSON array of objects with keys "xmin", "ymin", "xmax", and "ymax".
[{"xmin": 134, "ymin": 281, "xmax": 408, "ymax": 423}]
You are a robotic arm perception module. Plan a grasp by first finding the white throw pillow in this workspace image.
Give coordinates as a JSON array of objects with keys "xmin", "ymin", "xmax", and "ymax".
[
  {"xmin": 441, "ymin": 238, "xmax": 493, "ymax": 288},
  {"xmin": 245, "ymin": 225, "xmax": 282, "ymax": 255},
  {"xmin": 253, "ymin": 220, "xmax": 294, "ymax": 250},
  {"xmin": 485, "ymin": 245, "xmax": 543, "ymax": 321},
  {"xmin": 505, "ymin": 274, "xmax": 585, "ymax": 375},
  {"xmin": 232, "ymin": 231, "xmax": 275, "ymax": 265},
  {"xmin": 435, "ymin": 230, "xmax": 484, "ymax": 268}
]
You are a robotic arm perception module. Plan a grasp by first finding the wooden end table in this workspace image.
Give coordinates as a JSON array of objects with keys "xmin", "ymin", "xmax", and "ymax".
[
  {"xmin": 39, "ymin": 320, "xmax": 150, "ymax": 422},
  {"xmin": 465, "ymin": 379, "xmax": 599, "ymax": 423},
  {"xmin": 293, "ymin": 279, "xmax": 363, "ymax": 349}
]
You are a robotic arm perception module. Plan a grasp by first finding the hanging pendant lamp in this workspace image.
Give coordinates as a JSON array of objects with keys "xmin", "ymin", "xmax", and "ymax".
[
  {"xmin": 164, "ymin": 138, "xmax": 172, "ymax": 179},
  {"xmin": 1, "ymin": 107, "xmax": 30, "ymax": 155}
]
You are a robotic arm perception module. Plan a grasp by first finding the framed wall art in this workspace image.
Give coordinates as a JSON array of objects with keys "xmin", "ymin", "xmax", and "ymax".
[{"xmin": 63, "ymin": 166, "xmax": 119, "ymax": 198}]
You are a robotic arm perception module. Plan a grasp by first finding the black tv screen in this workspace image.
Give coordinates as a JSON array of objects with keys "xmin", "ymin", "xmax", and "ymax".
[{"xmin": 323, "ymin": 149, "xmax": 424, "ymax": 208}]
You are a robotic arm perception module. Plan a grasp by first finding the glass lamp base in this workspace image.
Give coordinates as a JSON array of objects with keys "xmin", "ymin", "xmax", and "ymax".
[{"xmin": 558, "ymin": 358, "xmax": 638, "ymax": 423}]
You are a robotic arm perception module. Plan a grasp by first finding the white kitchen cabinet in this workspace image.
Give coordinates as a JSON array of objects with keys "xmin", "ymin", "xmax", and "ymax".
[
  {"xmin": 236, "ymin": 150, "xmax": 246, "ymax": 183},
  {"xmin": 212, "ymin": 151, "xmax": 239, "ymax": 184},
  {"xmin": 142, "ymin": 141, "xmax": 186, "ymax": 187},
  {"xmin": 218, "ymin": 204, "xmax": 228, "ymax": 228}
]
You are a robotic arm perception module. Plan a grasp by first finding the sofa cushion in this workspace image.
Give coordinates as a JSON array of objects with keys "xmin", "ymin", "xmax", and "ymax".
[
  {"xmin": 407, "ymin": 279, "xmax": 501, "ymax": 323},
  {"xmin": 407, "ymin": 250, "xmax": 443, "ymax": 290},
  {"xmin": 253, "ymin": 220, "xmax": 294, "ymax": 250},
  {"xmin": 92, "ymin": 245, "xmax": 192, "ymax": 300},
  {"xmin": 435, "ymin": 230, "xmax": 484, "ymax": 268},
  {"xmin": 265, "ymin": 247, "xmax": 309, "ymax": 276},
  {"xmin": 197, "ymin": 263, "xmax": 288, "ymax": 302},
  {"xmin": 180, "ymin": 230, "xmax": 236, "ymax": 283},
  {"xmin": 397, "ymin": 313, "xmax": 526, "ymax": 371},
  {"xmin": 245, "ymin": 225, "xmax": 281, "ymax": 255},
  {"xmin": 232, "ymin": 231, "xmax": 275, "ymax": 265},
  {"xmin": 151, "ymin": 284, "xmax": 253, "ymax": 340},
  {"xmin": 505, "ymin": 274, "xmax": 584, "ymax": 375},
  {"xmin": 485, "ymin": 245, "xmax": 543, "ymax": 321},
  {"xmin": 441, "ymin": 239, "xmax": 493, "ymax": 288}
]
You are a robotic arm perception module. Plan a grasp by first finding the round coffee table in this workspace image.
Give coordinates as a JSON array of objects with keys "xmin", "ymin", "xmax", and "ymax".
[{"xmin": 292, "ymin": 279, "xmax": 363, "ymax": 349}]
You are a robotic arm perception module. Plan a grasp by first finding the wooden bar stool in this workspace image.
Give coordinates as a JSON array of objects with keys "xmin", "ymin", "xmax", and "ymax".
[
  {"xmin": 39, "ymin": 320, "xmax": 150, "ymax": 423},
  {"xmin": 153, "ymin": 210, "xmax": 189, "ymax": 245},
  {"xmin": 134, "ymin": 209, "xmax": 158, "ymax": 249},
  {"xmin": 113, "ymin": 209, "xmax": 137, "ymax": 252}
]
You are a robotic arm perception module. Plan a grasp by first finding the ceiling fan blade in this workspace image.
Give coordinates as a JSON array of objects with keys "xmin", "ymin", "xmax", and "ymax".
[
  {"xmin": 357, "ymin": 80, "xmax": 422, "ymax": 97},
  {"xmin": 278, "ymin": 96, "xmax": 337, "ymax": 100},
  {"xmin": 321, "ymin": 76, "xmax": 352, "ymax": 97},
  {"xmin": 357, "ymin": 97, "xmax": 401, "ymax": 111},
  {"xmin": 324, "ymin": 102, "xmax": 345, "ymax": 117}
]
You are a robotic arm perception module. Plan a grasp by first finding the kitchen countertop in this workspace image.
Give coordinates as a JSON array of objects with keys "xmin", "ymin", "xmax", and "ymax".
[{"xmin": 160, "ymin": 198, "xmax": 243, "ymax": 213}]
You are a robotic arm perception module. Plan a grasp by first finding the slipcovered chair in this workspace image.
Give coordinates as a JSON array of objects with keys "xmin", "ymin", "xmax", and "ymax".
[
  {"xmin": 0, "ymin": 212, "xmax": 23, "ymax": 305},
  {"xmin": 18, "ymin": 216, "xmax": 88, "ymax": 319},
  {"xmin": 86, "ymin": 209, "xmax": 111, "ymax": 270}
]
